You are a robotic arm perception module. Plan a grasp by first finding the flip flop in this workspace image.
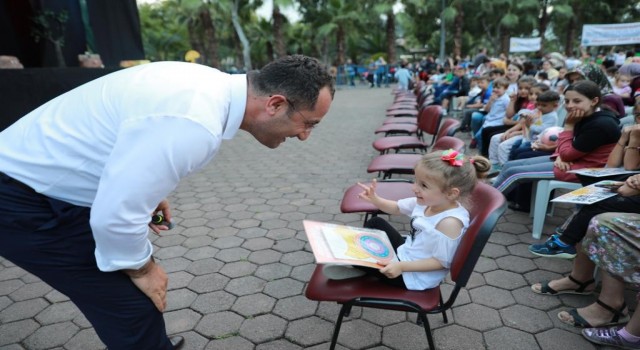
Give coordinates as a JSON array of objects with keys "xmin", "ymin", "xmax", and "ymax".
[
  {"xmin": 559, "ymin": 300, "xmax": 630, "ymax": 328},
  {"xmin": 531, "ymin": 275, "xmax": 595, "ymax": 295}
]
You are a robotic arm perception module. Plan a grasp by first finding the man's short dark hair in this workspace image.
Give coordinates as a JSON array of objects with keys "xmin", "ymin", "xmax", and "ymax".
[
  {"xmin": 249, "ymin": 55, "xmax": 335, "ymax": 111},
  {"xmin": 537, "ymin": 90, "xmax": 560, "ymax": 103}
]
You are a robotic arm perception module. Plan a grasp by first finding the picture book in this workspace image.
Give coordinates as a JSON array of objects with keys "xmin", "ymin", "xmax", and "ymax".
[
  {"xmin": 568, "ymin": 167, "xmax": 639, "ymax": 178},
  {"xmin": 551, "ymin": 180, "xmax": 621, "ymax": 205},
  {"xmin": 303, "ymin": 220, "xmax": 397, "ymax": 268}
]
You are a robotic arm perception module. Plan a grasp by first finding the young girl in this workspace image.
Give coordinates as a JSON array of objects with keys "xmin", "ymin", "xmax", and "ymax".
[
  {"xmin": 613, "ymin": 74, "xmax": 632, "ymax": 99},
  {"xmin": 323, "ymin": 150, "xmax": 490, "ymax": 290}
]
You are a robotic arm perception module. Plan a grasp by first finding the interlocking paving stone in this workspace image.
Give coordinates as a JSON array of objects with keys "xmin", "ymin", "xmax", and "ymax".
[
  {"xmin": 263, "ymin": 278, "xmax": 304, "ymax": 299},
  {"xmin": 248, "ymin": 249, "xmax": 283, "ymax": 265},
  {"xmin": 64, "ymin": 328, "xmax": 105, "ymax": 350},
  {"xmin": 8, "ymin": 282, "xmax": 51, "ymax": 302},
  {"xmin": 484, "ymin": 270, "xmax": 528, "ymax": 290},
  {"xmin": 500, "ymin": 304, "xmax": 554, "ymax": 333},
  {"xmin": 164, "ymin": 308, "xmax": 202, "ymax": 335},
  {"xmin": 495, "ymin": 255, "xmax": 538, "ymax": 274},
  {"xmin": 284, "ymin": 316, "xmax": 334, "ymax": 347},
  {"xmin": 272, "ymin": 295, "xmax": 318, "ymax": 321},
  {"xmin": 34, "ymin": 301, "xmax": 79, "ymax": 325},
  {"xmin": 191, "ymin": 290, "xmax": 236, "ymax": 314},
  {"xmin": 167, "ymin": 271, "xmax": 195, "ymax": 290},
  {"xmin": 0, "ymin": 319, "xmax": 40, "ymax": 346},
  {"xmin": 166, "ymin": 288, "xmax": 197, "ymax": 311},
  {"xmin": 453, "ymin": 303, "xmax": 502, "ymax": 331},
  {"xmin": 432, "ymin": 324, "xmax": 484, "ymax": 350},
  {"xmin": 0, "ymin": 298, "xmax": 49, "ymax": 323},
  {"xmin": 361, "ymin": 308, "xmax": 408, "ymax": 326},
  {"xmin": 238, "ymin": 314, "xmax": 287, "ymax": 343},
  {"xmin": 336, "ymin": 319, "xmax": 382, "ymax": 349},
  {"xmin": 254, "ymin": 339, "xmax": 303, "ymax": 350},
  {"xmin": 511, "ymin": 286, "xmax": 563, "ymax": 311},
  {"xmin": 204, "ymin": 335, "xmax": 254, "ymax": 350},
  {"xmin": 187, "ymin": 273, "xmax": 230, "ymax": 294},
  {"xmin": 469, "ymin": 285, "xmax": 516, "ymax": 309},
  {"xmin": 224, "ymin": 275, "xmax": 266, "ymax": 296},
  {"xmin": 484, "ymin": 327, "xmax": 540, "ymax": 350},
  {"xmin": 232, "ymin": 293, "xmax": 276, "ymax": 317},
  {"xmin": 23, "ymin": 322, "xmax": 79, "ymax": 350}
]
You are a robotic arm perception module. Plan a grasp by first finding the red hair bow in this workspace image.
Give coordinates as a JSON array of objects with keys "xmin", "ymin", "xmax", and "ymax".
[{"xmin": 441, "ymin": 149, "xmax": 464, "ymax": 167}]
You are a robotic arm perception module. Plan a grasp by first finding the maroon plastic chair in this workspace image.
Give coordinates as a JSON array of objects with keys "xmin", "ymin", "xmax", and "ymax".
[
  {"xmin": 339, "ymin": 180, "xmax": 414, "ymax": 225},
  {"xmin": 367, "ymin": 136, "xmax": 466, "ymax": 179},
  {"xmin": 306, "ymin": 183, "xmax": 507, "ymax": 350},
  {"xmin": 373, "ymin": 105, "xmax": 443, "ymax": 154}
]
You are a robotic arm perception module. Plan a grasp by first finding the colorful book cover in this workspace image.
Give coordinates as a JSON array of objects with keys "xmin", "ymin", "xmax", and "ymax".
[
  {"xmin": 551, "ymin": 180, "xmax": 621, "ymax": 205},
  {"xmin": 303, "ymin": 220, "xmax": 397, "ymax": 268},
  {"xmin": 568, "ymin": 167, "xmax": 639, "ymax": 178}
]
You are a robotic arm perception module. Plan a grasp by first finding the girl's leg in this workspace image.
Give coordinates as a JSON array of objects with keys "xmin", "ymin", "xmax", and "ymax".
[{"xmin": 492, "ymin": 156, "xmax": 554, "ymax": 194}]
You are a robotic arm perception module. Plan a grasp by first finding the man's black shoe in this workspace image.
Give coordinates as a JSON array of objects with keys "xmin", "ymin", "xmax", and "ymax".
[{"xmin": 170, "ymin": 336, "xmax": 185, "ymax": 350}]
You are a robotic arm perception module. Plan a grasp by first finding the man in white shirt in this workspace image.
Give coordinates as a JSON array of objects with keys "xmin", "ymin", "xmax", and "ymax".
[{"xmin": 0, "ymin": 55, "xmax": 334, "ymax": 350}]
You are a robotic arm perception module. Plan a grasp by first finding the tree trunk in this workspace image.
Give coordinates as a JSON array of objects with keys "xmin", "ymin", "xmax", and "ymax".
[
  {"xmin": 336, "ymin": 25, "xmax": 345, "ymax": 66},
  {"xmin": 273, "ymin": 5, "xmax": 286, "ymax": 58},
  {"xmin": 499, "ymin": 26, "xmax": 510, "ymax": 56},
  {"xmin": 564, "ymin": 1, "xmax": 580, "ymax": 57},
  {"xmin": 537, "ymin": 0, "xmax": 550, "ymax": 57},
  {"xmin": 386, "ymin": 10, "xmax": 396, "ymax": 64},
  {"xmin": 187, "ymin": 19, "xmax": 206, "ymax": 63},
  {"xmin": 53, "ymin": 41, "xmax": 66, "ymax": 67},
  {"xmin": 453, "ymin": 3, "xmax": 464, "ymax": 59},
  {"xmin": 231, "ymin": 0, "xmax": 252, "ymax": 70},
  {"xmin": 199, "ymin": 6, "xmax": 219, "ymax": 68}
]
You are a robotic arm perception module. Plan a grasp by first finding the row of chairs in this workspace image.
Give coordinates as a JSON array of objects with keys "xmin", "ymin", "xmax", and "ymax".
[{"xmin": 305, "ymin": 85, "xmax": 507, "ymax": 350}]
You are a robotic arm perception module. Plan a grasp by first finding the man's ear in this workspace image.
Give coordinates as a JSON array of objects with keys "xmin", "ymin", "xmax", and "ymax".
[{"xmin": 266, "ymin": 94, "xmax": 287, "ymax": 115}]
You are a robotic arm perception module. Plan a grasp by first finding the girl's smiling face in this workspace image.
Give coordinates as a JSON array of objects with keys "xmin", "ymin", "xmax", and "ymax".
[
  {"xmin": 518, "ymin": 83, "xmax": 532, "ymax": 98},
  {"xmin": 564, "ymin": 90, "xmax": 598, "ymax": 115},
  {"xmin": 507, "ymin": 65, "xmax": 522, "ymax": 81},
  {"xmin": 412, "ymin": 166, "xmax": 451, "ymax": 208}
]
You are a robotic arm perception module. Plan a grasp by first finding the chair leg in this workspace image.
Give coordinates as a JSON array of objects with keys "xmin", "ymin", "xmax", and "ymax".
[
  {"xmin": 419, "ymin": 313, "xmax": 436, "ymax": 350},
  {"xmin": 440, "ymin": 294, "xmax": 448, "ymax": 323},
  {"xmin": 329, "ymin": 303, "xmax": 350, "ymax": 350},
  {"xmin": 531, "ymin": 180, "xmax": 551, "ymax": 239}
]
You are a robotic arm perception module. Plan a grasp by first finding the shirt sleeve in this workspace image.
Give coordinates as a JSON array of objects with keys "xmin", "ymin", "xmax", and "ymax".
[
  {"xmin": 90, "ymin": 117, "xmax": 219, "ymax": 271},
  {"xmin": 397, "ymin": 197, "xmax": 417, "ymax": 217}
]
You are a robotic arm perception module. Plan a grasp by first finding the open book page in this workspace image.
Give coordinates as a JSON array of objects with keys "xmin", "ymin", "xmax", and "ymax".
[
  {"xmin": 568, "ymin": 167, "xmax": 640, "ymax": 178},
  {"xmin": 551, "ymin": 180, "xmax": 620, "ymax": 205},
  {"xmin": 303, "ymin": 220, "xmax": 398, "ymax": 268}
]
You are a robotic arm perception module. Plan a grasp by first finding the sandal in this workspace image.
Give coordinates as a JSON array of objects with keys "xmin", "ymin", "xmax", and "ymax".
[
  {"xmin": 559, "ymin": 299, "xmax": 630, "ymax": 328},
  {"xmin": 532, "ymin": 275, "xmax": 595, "ymax": 295}
]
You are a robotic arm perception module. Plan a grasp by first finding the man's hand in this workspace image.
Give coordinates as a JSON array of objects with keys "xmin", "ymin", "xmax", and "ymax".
[
  {"xmin": 149, "ymin": 199, "xmax": 172, "ymax": 235},
  {"xmin": 125, "ymin": 258, "xmax": 168, "ymax": 312}
]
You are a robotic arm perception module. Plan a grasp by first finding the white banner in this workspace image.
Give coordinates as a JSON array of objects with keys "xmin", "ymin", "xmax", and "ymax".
[
  {"xmin": 509, "ymin": 37, "xmax": 541, "ymax": 52},
  {"xmin": 581, "ymin": 22, "xmax": 640, "ymax": 46}
]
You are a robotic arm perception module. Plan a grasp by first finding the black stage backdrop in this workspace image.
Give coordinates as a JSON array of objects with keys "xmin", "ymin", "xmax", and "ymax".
[
  {"xmin": 0, "ymin": 67, "xmax": 119, "ymax": 131},
  {"xmin": 0, "ymin": 0, "xmax": 144, "ymax": 68}
]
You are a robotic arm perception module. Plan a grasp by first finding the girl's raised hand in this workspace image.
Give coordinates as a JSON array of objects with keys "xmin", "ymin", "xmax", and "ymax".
[
  {"xmin": 357, "ymin": 179, "xmax": 378, "ymax": 202},
  {"xmin": 564, "ymin": 109, "xmax": 586, "ymax": 126}
]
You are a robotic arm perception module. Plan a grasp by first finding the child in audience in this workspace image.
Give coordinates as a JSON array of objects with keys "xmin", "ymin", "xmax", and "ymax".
[
  {"xmin": 323, "ymin": 150, "xmax": 490, "ymax": 290},
  {"xmin": 460, "ymin": 75, "xmax": 490, "ymax": 131},
  {"xmin": 471, "ymin": 77, "xmax": 510, "ymax": 150},
  {"xmin": 508, "ymin": 90, "xmax": 560, "ymax": 161},
  {"xmin": 613, "ymin": 74, "xmax": 632, "ymax": 99}
]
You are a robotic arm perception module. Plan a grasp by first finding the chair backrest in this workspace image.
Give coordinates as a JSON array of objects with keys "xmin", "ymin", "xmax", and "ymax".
[
  {"xmin": 449, "ymin": 183, "xmax": 506, "ymax": 286},
  {"xmin": 436, "ymin": 118, "xmax": 461, "ymax": 141},
  {"xmin": 417, "ymin": 105, "xmax": 443, "ymax": 136}
]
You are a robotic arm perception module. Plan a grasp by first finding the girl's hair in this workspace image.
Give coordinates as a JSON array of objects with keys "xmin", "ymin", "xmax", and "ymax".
[
  {"xmin": 416, "ymin": 151, "xmax": 491, "ymax": 201},
  {"xmin": 564, "ymin": 80, "xmax": 602, "ymax": 107},
  {"xmin": 509, "ymin": 62, "xmax": 524, "ymax": 73}
]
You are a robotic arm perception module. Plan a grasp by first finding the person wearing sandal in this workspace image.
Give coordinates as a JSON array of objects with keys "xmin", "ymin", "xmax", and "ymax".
[{"xmin": 531, "ymin": 212, "xmax": 639, "ymax": 347}]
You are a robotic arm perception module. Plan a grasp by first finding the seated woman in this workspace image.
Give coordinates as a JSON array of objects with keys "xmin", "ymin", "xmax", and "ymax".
[
  {"xmin": 580, "ymin": 212, "xmax": 640, "ymax": 349},
  {"xmin": 492, "ymin": 80, "xmax": 621, "ymax": 209},
  {"xmin": 529, "ymin": 177, "xmax": 640, "ymax": 331}
]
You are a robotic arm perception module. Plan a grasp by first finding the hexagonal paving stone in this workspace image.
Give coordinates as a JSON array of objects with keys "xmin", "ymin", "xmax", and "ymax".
[
  {"xmin": 186, "ymin": 258, "xmax": 224, "ymax": 276},
  {"xmin": 183, "ymin": 235, "xmax": 214, "ymax": 249},
  {"xmin": 495, "ymin": 255, "xmax": 538, "ymax": 274},
  {"xmin": 469, "ymin": 285, "xmax": 516, "ymax": 309},
  {"xmin": 263, "ymin": 278, "xmax": 304, "ymax": 299},
  {"xmin": 0, "ymin": 279, "xmax": 24, "ymax": 297},
  {"xmin": 216, "ymin": 247, "xmax": 251, "ymax": 263},
  {"xmin": 0, "ymin": 319, "xmax": 40, "ymax": 346},
  {"xmin": 237, "ymin": 227, "xmax": 269, "ymax": 239},
  {"xmin": 508, "ymin": 243, "xmax": 537, "ymax": 258},
  {"xmin": 191, "ymin": 291, "xmax": 237, "ymax": 314},
  {"xmin": 536, "ymin": 328, "xmax": 597, "ymax": 350},
  {"xmin": 159, "ymin": 257, "xmax": 192, "ymax": 273},
  {"xmin": 383, "ymin": 321, "xmax": 435, "ymax": 350},
  {"xmin": 335, "ymin": 319, "xmax": 382, "ymax": 349},
  {"xmin": 8, "ymin": 281, "xmax": 52, "ymax": 302},
  {"xmin": 484, "ymin": 326, "xmax": 539, "ymax": 350},
  {"xmin": 34, "ymin": 301, "xmax": 79, "ymax": 325},
  {"xmin": 225, "ymin": 275, "xmax": 266, "ymax": 296},
  {"xmin": 511, "ymin": 286, "xmax": 563, "ymax": 311},
  {"xmin": 184, "ymin": 246, "xmax": 219, "ymax": 261},
  {"xmin": 473, "ymin": 256, "xmax": 498, "ymax": 273},
  {"xmin": 188, "ymin": 273, "xmax": 230, "ymax": 293},
  {"xmin": 254, "ymin": 263, "xmax": 293, "ymax": 281},
  {"xmin": 231, "ymin": 293, "xmax": 276, "ymax": 317},
  {"xmin": 255, "ymin": 339, "xmax": 303, "ymax": 350},
  {"xmin": 361, "ymin": 308, "xmax": 408, "ymax": 326},
  {"xmin": 248, "ymin": 249, "xmax": 283, "ymax": 265},
  {"xmin": 484, "ymin": 270, "xmax": 528, "ymax": 290},
  {"xmin": 273, "ymin": 295, "xmax": 318, "ymax": 321},
  {"xmin": 211, "ymin": 236, "xmax": 244, "ymax": 249},
  {"xmin": 205, "ymin": 335, "xmax": 254, "ymax": 350},
  {"xmin": 24, "ymin": 321, "xmax": 79, "ymax": 350},
  {"xmin": 164, "ymin": 309, "xmax": 202, "ymax": 335},
  {"xmin": 242, "ymin": 237, "xmax": 274, "ymax": 251},
  {"xmin": 219, "ymin": 261, "xmax": 257, "ymax": 278},
  {"xmin": 452, "ymin": 303, "xmax": 502, "ymax": 331},
  {"xmin": 265, "ymin": 227, "xmax": 297, "ymax": 240},
  {"xmin": 272, "ymin": 238, "xmax": 306, "ymax": 253},
  {"xmin": 166, "ymin": 288, "xmax": 198, "ymax": 311},
  {"xmin": 500, "ymin": 304, "xmax": 554, "ymax": 333},
  {"xmin": 65, "ymin": 328, "xmax": 105, "ymax": 350},
  {"xmin": 280, "ymin": 251, "xmax": 315, "ymax": 266},
  {"xmin": 0, "ymin": 298, "xmax": 49, "ymax": 323},
  {"xmin": 195, "ymin": 311, "xmax": 244, "ymax": 339},
  {"xmin": 534, "ymin": 257, "xmax": 574, "ymax": 274},
  {"xmin": 481, "ymin": 243, "xmax": 510, "ymax": 258},
  {"xmin": 167, "ymin": 271, "xmax": 195, "ymax": 290},
  {"xmin": 239, "ymin": 314, "xmax": 287, "ymax": 343},
  {"xmin": 432, "ymin": 324, "xmax": 484, "ymax": 350},
  {"xmin": 285, "ymin": 316, "xmax": 335, "ymax": 347}
]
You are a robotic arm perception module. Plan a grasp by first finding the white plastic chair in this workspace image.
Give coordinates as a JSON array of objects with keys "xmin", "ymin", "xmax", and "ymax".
[{"xmin": 530, "ymin": 180, "xmax": 582, "ymax": 239}]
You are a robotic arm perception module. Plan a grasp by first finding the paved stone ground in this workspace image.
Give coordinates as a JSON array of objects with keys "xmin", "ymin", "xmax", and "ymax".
[{"xmin": 0, "ymin": 84, "xmax": 636, "ymax": 350}]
